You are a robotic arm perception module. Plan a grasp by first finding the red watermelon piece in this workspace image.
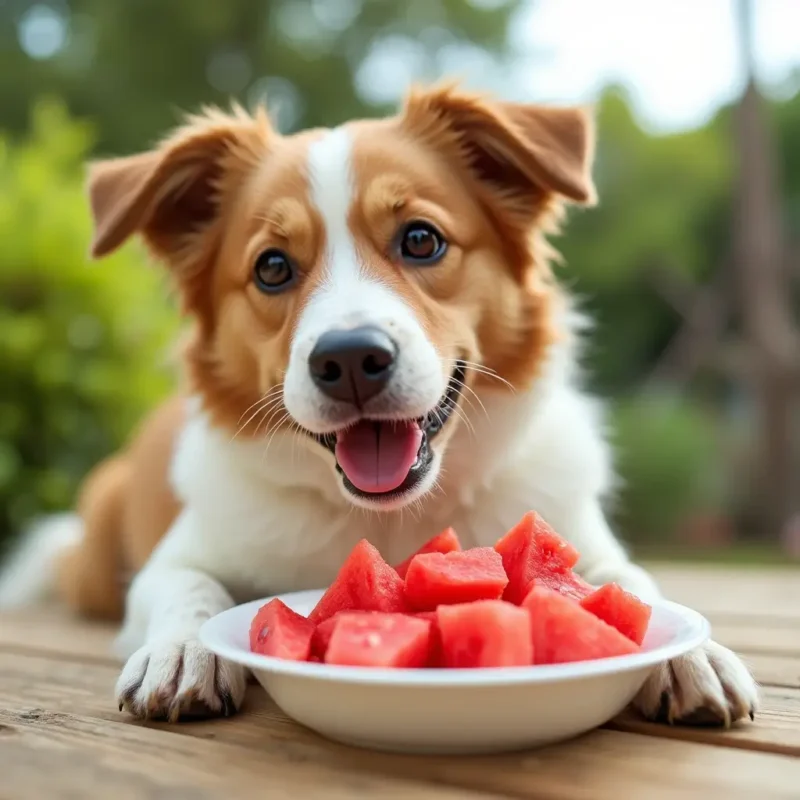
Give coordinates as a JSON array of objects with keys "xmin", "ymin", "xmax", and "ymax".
[
  {"xmin": 414, "ymin": 611, "xmax": 444, "ymax": 667},
  {"xmin": 324, "ymin": 612, "xmax": 431, "ymax": 668},
  {"xmin": 579, "ymin": 583, "xmax": 652, "ymax": 645},
  {"xmin": 394, "ymin": 527, "xmax": 462, "ymax": 578},
  {"xmin": 535, "ymin": 571, "xmax": 594, "ymax": 602},
  {"xmin": 249, "ymin": 599, "xmax": 316, "ymax": 661},
  {"xmin": 404, "ymin": 548, "xmax": 508, "ymax": 611},
  {"xmin": 308, "ymin": 539, "xmax": 409, "ymax": 624},
  {"xmin": 437, "ymin": 600, "xmax": 533, "ymax": 668},
  {"xmin": 522, "ymin": 586, "xmax": 639, "ymax": 665},
  {"xmin": 494, "ymin": 512, "xmax": 590, "ymax": 604},
  {"xmin": 310, "ymin": 613, "xmax": 342, "ymax": 659}
]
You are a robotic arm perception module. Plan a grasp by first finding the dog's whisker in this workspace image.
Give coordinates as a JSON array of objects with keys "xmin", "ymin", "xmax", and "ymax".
[
  {"xmin": 232, "ymin": 385, "xmax": 287, "ymax": 441},
  {"xmin": 262, "ymin": 412, "xmax": 293, "ymax": 462},
  {"xmin": 459, "ymin": 361, "xmax": 515, "ymax": 392},
  {"xmin": 253, "ymin": 397, "xmax": 288, "ymax": 437},
  {"xmin": 236, "ymin": 385, "xmax": 284, "ymax": 424}
]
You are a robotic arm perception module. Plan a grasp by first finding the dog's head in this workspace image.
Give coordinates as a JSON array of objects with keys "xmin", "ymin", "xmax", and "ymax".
[{"xmin": 87, "ymin": 86, "xmax": 595, "ymax": 510}]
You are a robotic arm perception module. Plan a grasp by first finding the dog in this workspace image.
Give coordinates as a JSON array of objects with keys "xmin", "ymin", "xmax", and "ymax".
[{"xmin": 0, "ymin": 84, "xmax": 757, "ymax": 726}]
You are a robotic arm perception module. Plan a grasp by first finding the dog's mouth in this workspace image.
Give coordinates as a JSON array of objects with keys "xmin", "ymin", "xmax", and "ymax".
[{"xmin": 314, "ymin": 360, "xmax": 466, "ymax": 500}]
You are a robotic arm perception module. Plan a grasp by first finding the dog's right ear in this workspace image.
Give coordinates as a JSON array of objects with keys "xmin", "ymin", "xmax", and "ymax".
[{"xmin": 87, "ymin": 106, "xmax": 271, "ymax": 261}]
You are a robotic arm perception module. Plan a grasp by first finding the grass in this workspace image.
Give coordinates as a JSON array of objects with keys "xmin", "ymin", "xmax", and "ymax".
[{"xmin": 633, "ymin": 542, "xmax": 798, "ymax": 567}]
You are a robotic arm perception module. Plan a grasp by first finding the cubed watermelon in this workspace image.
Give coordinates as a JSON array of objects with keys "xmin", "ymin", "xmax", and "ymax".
[
  {"xmin": 414, "ymin": 610, "xmax": 444, "ymax": 667},
  {"xmin": 310, "ymin": 614, "xmax": 341, "ymax": 659},
  {"xmin": 249, "ymin": 599, "xmax": 316, "ymax": 661},
  {"xmin": 534, "ymin": 571, "xmax": 595, "ymax": 602},
  {"xmin": 437, "ymin": 600, "xmax": 533, "ymax": 668},
  {"xmin": 494, "ymin": 512, "xmax": 591, "ymax": 604},
  {"xmin": 308, "ymin": 539, "xmax": 409, "ymax": 624},
  {"xmin": 394, "ymin": 527, "xmax": 462, "ymax": 578},
  {"xmin": 404, "ymin": 548, "xmax": 508, "ymax": 611},
  {"xmin": 579, "ymin": 583, "xmax": 652, "ymax": 645},
  {"xmin": 324, "ymin": 612, "xmax": 431, "ymax": 668},
  {"xmin": 522, "ymin": 586, "xmax": 639, "ymax": 664}
]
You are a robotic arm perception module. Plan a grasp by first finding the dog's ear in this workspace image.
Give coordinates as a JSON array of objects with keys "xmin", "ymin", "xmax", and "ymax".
[
  {"xmin": 402, "ymin": 84, "xmax": 596, "ymax": 219},
  {"xmin": 87, "ymin": 106, "xmax": 271, "ymax": 261}
]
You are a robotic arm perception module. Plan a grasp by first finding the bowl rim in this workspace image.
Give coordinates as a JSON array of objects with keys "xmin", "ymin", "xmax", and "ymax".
[{"xmin": 199, "ymin": 590, "xmax": 710, "ymax": 687}]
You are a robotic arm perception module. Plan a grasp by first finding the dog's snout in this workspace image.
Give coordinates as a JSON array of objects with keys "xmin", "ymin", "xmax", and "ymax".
[{"xmin": 309, "ymin": 326, "xmax": 397, "ymax": 406}]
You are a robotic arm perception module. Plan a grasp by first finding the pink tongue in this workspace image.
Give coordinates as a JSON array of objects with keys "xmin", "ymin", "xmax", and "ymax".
[{"xmin": 335, "ymin": 420, "xmax": 423, "ymax": 494}]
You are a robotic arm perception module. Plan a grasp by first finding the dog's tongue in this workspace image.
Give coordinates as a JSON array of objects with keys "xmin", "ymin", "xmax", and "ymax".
[{"xmin": 335, "ymin": 420, "xmax": 423, "ymax": 494}]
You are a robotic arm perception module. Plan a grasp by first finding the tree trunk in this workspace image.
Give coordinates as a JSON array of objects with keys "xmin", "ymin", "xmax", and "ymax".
[{"xmin": 732, "ymin": 0, "xmax": 798, "ymax": 535}]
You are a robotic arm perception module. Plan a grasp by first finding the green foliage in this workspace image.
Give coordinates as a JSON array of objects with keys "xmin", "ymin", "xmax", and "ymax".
[
  {"xmin": 610, "ymin": 395, "xmax": 725, "ymax": 544},
  {"xmin": 562, "ymin": 89, "xmax": 737, "ymax": 394},
  {"xmin": 0, "ymin": 100, "xmax": 176, "ymax": 548},
  {"xmin": 0, "ymin": 0, "xmax": 520, "ymax": 153}
]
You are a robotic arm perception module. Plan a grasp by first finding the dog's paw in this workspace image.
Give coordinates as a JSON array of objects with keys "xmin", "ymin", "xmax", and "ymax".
[
  {"xmin": 116, "ymin": 638, "xmax": 246, "ymax": 722},
  {"xmin": 633, "ymin": 640, "xmax": 758, "ymax": 727}
]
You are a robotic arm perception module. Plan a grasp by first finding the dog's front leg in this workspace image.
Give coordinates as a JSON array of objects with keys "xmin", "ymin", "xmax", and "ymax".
[
  {"xmin": 571, "ymin": 501, "xmax": 759, "ymax": 727},
  {"xmin": 114, "ymin": 513, "xmax": 246, "ymax": 721}
]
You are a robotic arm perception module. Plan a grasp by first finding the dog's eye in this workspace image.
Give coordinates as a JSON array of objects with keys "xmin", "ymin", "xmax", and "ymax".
[
  {"xmin": 253, "ymin": 249, "xmax": 296, "ymax": 293},
  {"xmin": 399, "ymin": 222, "xmax": 447, "ymax": 266}
]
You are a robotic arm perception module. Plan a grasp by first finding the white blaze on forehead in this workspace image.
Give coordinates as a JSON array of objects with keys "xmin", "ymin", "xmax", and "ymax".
[
  {"xmin": 306, "ymin": 126, "xmax": 361, "ymax": 289},
  {"xmin": 301, "ymin": 125, "xmax": 411, "ymax": 332},
  {"xmin": 283, "ymin": 125, "xmax": 445, "ymax": 433}
]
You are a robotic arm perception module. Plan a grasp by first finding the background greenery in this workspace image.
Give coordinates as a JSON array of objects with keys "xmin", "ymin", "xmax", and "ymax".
[{"xmin": 1, "ymin": 0, "xmax": 798, "ymax": 558}]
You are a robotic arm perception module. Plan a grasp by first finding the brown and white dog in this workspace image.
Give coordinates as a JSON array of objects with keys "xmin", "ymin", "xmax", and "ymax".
[{"xmin": 0, "ymin": 85, "xmax": 757, "ymax": 725}]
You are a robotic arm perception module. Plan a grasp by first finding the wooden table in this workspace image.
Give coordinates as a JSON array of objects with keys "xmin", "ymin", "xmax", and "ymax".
[{"xmin": 1, "ymin": 565, "xmax": 799, "ymax": 799}]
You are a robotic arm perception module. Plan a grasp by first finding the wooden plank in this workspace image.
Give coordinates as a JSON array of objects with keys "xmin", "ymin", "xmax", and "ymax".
[
  {"xmin": 0, "ymin": 708, "xmax": 500, "ymax": 800},
  {"xmin": 712, "ymin": 623, "xmax": 800, "ymax": 658},
  {"xmin": 742, "ymin": 653, "xmax": 800, "ymax": 688},
  {"xmin": 5, "ymin": 704, "xmax": 798, "ymax": 800},
  {"xmin": 649, "ymin": 566, "xmax": 800, "ymax": 618},
  {"xmin": 4, "ymin": 650, "xmax": 799, "ymax": 757},
  {"xmin": 1, "ymin": 652, "xmax": 799, "ymax": 799},
  {"xmin": 611, "ymin": 684, "xmax": 800, "ymax": 757},
  {"xmin": 0, "ymin": 606, "xmax": 117, "ymax": 665}
]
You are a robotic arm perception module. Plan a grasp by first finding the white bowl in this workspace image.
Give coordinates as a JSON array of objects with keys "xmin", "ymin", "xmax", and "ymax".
[{"xmin": 200, "ymin": 590, "xmax": 709, "ymax": 755}]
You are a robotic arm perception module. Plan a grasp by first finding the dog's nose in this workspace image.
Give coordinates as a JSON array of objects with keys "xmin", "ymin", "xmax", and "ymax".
[{"xmin": 309, "ymin": 326, "xmax": 397, "ymax": 406}]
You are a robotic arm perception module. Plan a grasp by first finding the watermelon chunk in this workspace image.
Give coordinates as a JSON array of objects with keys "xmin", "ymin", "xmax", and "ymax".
[
  {"xmin": 494, "ymin": 512, "xmax": 591, "ymax": 604},
  {"xmin": 522, "ymin": 586, "xmax": 639, "ymax": 664},
  {"xmin": 404, "ymin": 548, "xmax": 508, "ymax": 611},
  {"xmin": 308, "ymin": 539, "xmax": 409, "ymax": 624},
  {"xmin": 249, "ymin": 599, "xmax": 315, "ymax": 661},
  {"xmin": 324, "ymin": 612, "xmax": 431, "ymax": 668},
  {"xmin": 579, "ymin": 583, "xmax": 652, "ymax": 645},
  {"xmin": 394, "ymin": 527, "xmax": 462, "ymax": 578},
  {"xmin": 310, "ymin": 614, "xmax": 341, "ymax": 659},
  {"xmin": 535, "ymin": 571, "xmax": 594, "ymax": 602},
  {"xmin": 414, "ymin": 611, "xmax": 444, "ymax": 667},
  {"xmin": 437, "ymin": 600, "xmax": 533, "ymax": 668}
]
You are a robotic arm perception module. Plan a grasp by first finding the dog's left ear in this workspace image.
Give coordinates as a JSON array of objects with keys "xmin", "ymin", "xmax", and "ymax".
[
  {"xmin": 87, "ymin": 106, "xmax": 271, "ymax": 262},
  {"xmin": 402, "ymin": 85, "xmax": 596, "ymax": 215}
]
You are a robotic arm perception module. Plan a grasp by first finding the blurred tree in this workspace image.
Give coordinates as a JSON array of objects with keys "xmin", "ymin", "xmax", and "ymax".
[
  {"xmin": 0, "ymin": 0, "xmax": 519, "ymax": 154},
  {"xmin": 730, "ymin": 0, "xmax": 799, "ymax": 535},
  {"xmin": 0, "ymin": 100, "xmax": 176, "ymax": 549},
  {"xmin": 560, "ymin": 89, "xmax": 735, "ymax": 394}
]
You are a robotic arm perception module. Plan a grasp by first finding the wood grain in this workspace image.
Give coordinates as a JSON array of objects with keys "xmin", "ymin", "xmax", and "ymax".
[
  {"xmin": 0, "ymin": 707, "xmax": 504, "ymax": 800},
  {"xmin": 0, "ymin": 605, "xmax": 118, "ymax": 665},
  {"xmin": 1, "ymin": 651, "xmax": 800, "ymax": 799},
  {"xmin": 649, "ymin": 566, "xmax": 800, "ymax": 618},
  {"xmin": 3, "ymin": 687, "xmax": 800, "ymax": 800}
]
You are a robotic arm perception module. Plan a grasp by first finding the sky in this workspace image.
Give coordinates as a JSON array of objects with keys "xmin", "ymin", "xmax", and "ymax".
[
  {"xmin": 356, "ymin": 0, "xmax": 800, "ymax": 135},
  {"xmin": 511, "ymin": 0, "xmax": 800, "ymax": 132}
]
